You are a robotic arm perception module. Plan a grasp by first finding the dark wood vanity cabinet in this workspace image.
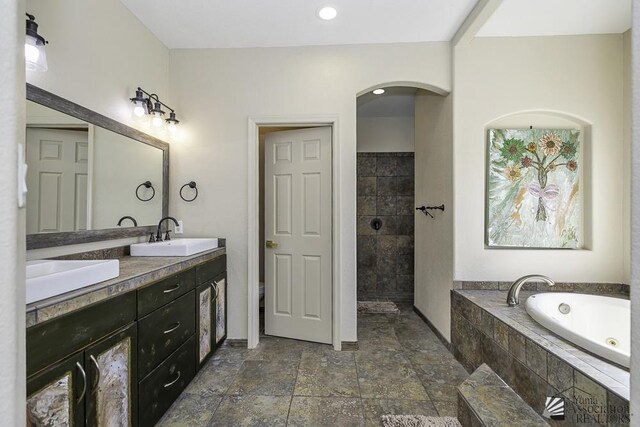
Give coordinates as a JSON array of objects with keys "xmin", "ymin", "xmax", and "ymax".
[
  {"xmin": 27, "ymin": 253, "xmax": 227, "ymax": 427},
  {"xmin": 26, "ymin": 293, "xmax": 138, "ymax": 427}
]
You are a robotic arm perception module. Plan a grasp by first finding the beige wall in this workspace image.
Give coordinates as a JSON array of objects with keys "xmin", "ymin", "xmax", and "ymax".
[
  {"xmin": 414, "ymin": 92, "xmax": 454, "ymax": 339},
  {"xmin": 357, "ymin": 116, "xmax": 415, "ymax": 152},
  {"xmin": 454, "ymin": 35, "xmax": 627, "ymax": 283},
  {"xmin": 0, "ymin": 0, "xmax": 26, "ymax": 425},
  {"xmin": 169, "ymin": 42, "xmax": 451, "ymax": 340}
]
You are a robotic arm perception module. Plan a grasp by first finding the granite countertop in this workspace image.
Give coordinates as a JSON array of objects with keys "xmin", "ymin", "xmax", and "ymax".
[
  {"xmin": 454, "ymin": 289, "xmax": 630, "ymax": 401},
  {"xmin": 27, "ymin": 247, "xmax": 226, "ymax": 327}
]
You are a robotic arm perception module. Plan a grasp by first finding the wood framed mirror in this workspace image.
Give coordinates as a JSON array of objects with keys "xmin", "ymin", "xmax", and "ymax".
[{"xmin": 26, "ymin": 84, "xmax": 169, "ymax": 250}]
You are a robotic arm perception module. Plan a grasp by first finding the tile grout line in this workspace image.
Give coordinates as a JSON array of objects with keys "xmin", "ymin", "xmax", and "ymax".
[
  {"xmin": 352, "ymin": 345, "xmax": 367, "ymax": 424},
  {"xmin": 284, "ymin": 351, "xmax": 304, "ymax": 426},
  {"xmin": 393, "ymin": 314, "xmax": 440, "ymax": 409}
]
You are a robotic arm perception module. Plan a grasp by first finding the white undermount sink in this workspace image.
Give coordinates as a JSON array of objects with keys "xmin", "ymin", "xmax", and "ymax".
[
  {"xmin": 130, "ymin": 238, "xmax": 219, "ymax": 257},
  {"xmin": 26, "ymin": 259, "xmax": 120, "ymax": 304}
]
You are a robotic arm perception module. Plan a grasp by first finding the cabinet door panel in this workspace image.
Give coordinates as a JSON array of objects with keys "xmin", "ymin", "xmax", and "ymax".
[
  {"xmin": 196, "ymin": 283, "xmax": 213, "ymax": 368},
  {"xmin": 26, "ymin": 352, "xmax": 85, "ymax": 427},
  {"xmin": 214, "ymin": 274, "xmax": 227, "ymax": 346},
  {"xmin": 85, "ymin": 323, "xmax": 137, "ymax": 427}
]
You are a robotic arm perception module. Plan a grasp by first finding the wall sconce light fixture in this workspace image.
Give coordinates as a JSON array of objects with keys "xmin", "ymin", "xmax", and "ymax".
[
  {"xmin": 129, "ymin": 87, "xmax": 180, "ymax": 132},
  {"xmin": 25, "ymin": 13, "xmax": 48, "ymax": 72}
]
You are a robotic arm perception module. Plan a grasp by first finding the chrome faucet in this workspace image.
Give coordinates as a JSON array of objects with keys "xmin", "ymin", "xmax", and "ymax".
[
  {"xmin": 156, "ymin": 216, "xmax": 179, "ymax": 242},
  {"xmin": 506, "ymin": 274, "xmax": 554, "ymax": 306}
]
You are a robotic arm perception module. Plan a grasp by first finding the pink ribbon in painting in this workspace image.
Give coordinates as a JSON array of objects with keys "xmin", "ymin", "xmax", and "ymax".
[{"xmin": 528, "ymin": 182, "xmax": 560, "ymax": 207}]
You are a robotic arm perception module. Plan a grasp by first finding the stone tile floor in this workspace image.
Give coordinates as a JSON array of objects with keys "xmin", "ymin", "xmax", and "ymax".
[{"xmin": 158, "ymin": 305, "xmax": 468, "ymax": 426}]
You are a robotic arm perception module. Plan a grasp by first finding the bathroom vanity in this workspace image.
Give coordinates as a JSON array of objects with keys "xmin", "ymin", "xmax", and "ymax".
[{"xmin": 25, "ymin": 248, "xmax": 227, "ymax": 426}]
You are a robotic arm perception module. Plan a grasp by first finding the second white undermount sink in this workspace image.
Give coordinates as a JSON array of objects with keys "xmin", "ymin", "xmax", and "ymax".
[
  {"xmin": 130, "ymin": 238, "xmax": 219, "ymax": 257},
  {"xmin": 26, "ymin": 259, "xmax": 120, "ymax": 304}
]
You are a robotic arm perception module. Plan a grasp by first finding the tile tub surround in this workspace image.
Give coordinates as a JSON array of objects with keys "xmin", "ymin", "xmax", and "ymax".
[
  {"xmin": 453, "ymin": 280, "xmax": 629, "ymax": 295},
  {"xmin": 357, "ymin": 152, "xmax": 415, "ymax": 302},
  {"xmin": 26, "ymin": 246, "xmax": 226, "ymax": 326},
  {"xmin": 457, "ymin": 363, "xmax": 548, "ymax": 427},
  {"xmin": 451, "ymin": 290, "xmax": 630, "ymax": 426}
]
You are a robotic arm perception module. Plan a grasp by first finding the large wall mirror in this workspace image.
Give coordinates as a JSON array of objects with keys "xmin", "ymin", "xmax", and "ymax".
[{"xmin": 26, "ymin": 84, "xmax": 169, "ymax": 250}]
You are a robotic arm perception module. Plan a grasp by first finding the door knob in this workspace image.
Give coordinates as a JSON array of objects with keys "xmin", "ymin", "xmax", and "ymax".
[{"xmin": 266, "ymin": 240, "xmax": 279, "ymax": 248}]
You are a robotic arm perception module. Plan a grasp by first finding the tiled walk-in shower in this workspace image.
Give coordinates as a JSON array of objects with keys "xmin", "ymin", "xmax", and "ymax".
[{"xmin": 357, "ymin": 153, "xmax": 415, "ymax": 302}]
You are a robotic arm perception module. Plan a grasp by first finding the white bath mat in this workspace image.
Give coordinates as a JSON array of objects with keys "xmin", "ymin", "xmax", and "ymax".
[
  {"xmin": 357, "ymin": 301, "xmax": 399, "ymax": 314},
  {"xmin": 382, "ymin": 415, "xmax": 462, "ymax": 427}
]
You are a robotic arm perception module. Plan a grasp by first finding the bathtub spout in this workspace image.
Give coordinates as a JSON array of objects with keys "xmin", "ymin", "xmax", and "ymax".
[{"xmin": 507, "ymin": 275, "xmax": 555, "ymax": 307}]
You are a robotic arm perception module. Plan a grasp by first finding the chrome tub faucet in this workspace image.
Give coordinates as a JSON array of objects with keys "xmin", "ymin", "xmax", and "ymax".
[{"xmin": 507, "ymin": 274, "xmax": 555, "ymax": 306}]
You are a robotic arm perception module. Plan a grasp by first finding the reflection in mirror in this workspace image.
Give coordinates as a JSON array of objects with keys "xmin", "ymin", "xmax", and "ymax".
[{"xmin": 26, "ymin": 100, "xmax": 164, "ymax": 234}]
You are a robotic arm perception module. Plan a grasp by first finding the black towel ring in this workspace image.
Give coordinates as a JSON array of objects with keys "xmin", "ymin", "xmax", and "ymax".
[
  {"xmin": 180, "ymin": 181, "xmax": 198, "ymax": 202},
  {"xmin": 136, "ymin": 181, "xmax": 155, "ymax": 202}
]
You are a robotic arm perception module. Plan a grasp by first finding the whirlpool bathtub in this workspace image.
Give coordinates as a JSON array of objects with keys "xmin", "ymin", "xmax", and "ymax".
[{"xmin": 525, "ymin": 293, "xmax": 630, "ymax": 368}]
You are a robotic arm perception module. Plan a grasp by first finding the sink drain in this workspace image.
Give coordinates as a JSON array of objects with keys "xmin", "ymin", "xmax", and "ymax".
[
  {"xmin": 558, "ymin": 303, "xmax": 571, "ymax": 314},
  {"xmin": 606, "ymin": 338, "xmax": 619, "ymax": 347}
]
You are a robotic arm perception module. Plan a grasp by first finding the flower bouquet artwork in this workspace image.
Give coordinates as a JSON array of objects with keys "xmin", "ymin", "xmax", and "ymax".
[{"xmin": 487, "ymin": 128, "xmax": 582, "ymax": 248}]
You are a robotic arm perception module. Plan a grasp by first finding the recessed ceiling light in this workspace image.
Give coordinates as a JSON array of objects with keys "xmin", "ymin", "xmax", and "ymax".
[
  {"xmin": 318, "ymin": 6, "xmax": 337, "ymax": 20},
  {"xmin": 373, "ymin": 89, "xmax": 385, "ymax": 95}
]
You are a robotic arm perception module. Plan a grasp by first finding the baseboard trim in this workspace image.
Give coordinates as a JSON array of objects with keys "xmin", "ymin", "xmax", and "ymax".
[
  {"xmin": 224, "ymin": 339, "xmax": 248, "ymax": 348},
  {"xmin": 341, "ymin": 341, "xmax": 359, "ymax": 351},
  {"xmin": 412, "ymin": 306, "xmax": 452, "ymax": 352}
]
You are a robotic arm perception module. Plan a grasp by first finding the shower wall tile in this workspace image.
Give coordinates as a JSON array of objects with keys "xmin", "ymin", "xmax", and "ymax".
[
  {"xmin": 357, "ymin": 177, "xmax": 377, "ymax": 196},
  {"xmin": 397, "ymin": 157, "xmax": 414, "ymax": 176},
  {"xmin": 357, "ymin": 152, "xmax": 414, "ymax": 303},
  {"xmin": 357, "ymin": 196, "xmax": 376, "ymax": 216},
  {"xmin": 396, "ymin": 196, "xmax": 414, "ymax": 215},
  {"xmin": 357, "ymin": 156, "xmax": 376, "ymax": 176},
  {"xmin": 376, "ymin": 157, "xmax": 397, "ymax": 176},
  {"xmin": 376, "ymin": 177, "xmax": 396, "ymax": 195}
]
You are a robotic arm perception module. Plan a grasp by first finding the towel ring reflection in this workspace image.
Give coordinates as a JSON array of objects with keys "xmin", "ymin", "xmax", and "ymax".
[
  {"xmin": 180, "ymin": 181, "xmax": 198, "ymax": 202},
  {"xmin": 136, "ymin": 181, "xmax": 155, "ymax": 202}
]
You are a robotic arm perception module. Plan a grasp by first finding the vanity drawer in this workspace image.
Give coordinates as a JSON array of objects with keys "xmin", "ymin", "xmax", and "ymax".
[
  {"xmin": 138, "ymin": 336, "xmax": 196, "ymax": 427},
  {"xmin": 138, "ymin": 290, "xmax": 195, "ymax": 378},
  {"xmin": 196, "ymin": 255, "xmax": 226, "ymax": 285},
  {"xmin": 137, "ymin": 268, "xmax": 196, "ymax": 317}
]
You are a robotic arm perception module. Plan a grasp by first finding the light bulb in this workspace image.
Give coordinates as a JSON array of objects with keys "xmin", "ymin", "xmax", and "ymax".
[
  {"xmin": 167, "ymin": 122, "xmax": 177, "ymax": 133},
  {"xmin": 373, "ymin": 88, "xmax": 385, "ymax": 95},
  {"xmin": 24, "ymin": 34, "xmax": 47, "ymax": 71},
  {"xmin": 152, "ymin": 114, "xmax": 164, "ymax": 127},
  {"xmin": 25, "ymin": 43, "xmax": 39, "ymax": 63},
  {"xmin": 133, "ymin": 105, "xmax": 145, "ymax": 117},
  {"xmin": 318, "ymin": 6, "xmax": 337, "ymax": 20}
]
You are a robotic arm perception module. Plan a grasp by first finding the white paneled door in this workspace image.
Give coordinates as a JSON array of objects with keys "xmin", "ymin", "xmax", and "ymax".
[
  {"xmin": 26, "ymin": 128, "xmax": 89, "ymax": 234},
  {"xmin": 264, "ymin": 127, "xmax": 332, "ymax": 344}
]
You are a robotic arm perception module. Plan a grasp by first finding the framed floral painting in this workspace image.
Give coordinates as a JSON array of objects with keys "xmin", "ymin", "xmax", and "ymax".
[{"xmin": 486, "ymin": 128, "xmax": 582, "ymax": 248}]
